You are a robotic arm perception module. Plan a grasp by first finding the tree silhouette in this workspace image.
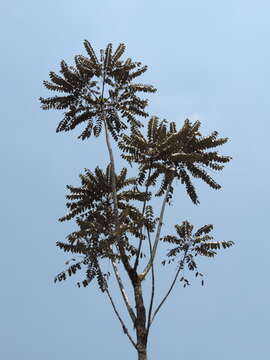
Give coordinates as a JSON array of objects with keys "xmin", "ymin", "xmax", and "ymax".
[{"xmin": 40, "ymin": 40, "xmax": 233, "ymax": 360}]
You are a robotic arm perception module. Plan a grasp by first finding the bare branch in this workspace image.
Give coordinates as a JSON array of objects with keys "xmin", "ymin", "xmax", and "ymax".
[
  {"xmin": 134, "ymin": 167, "xmax": 152, "ymax": 272},
  {"xmin": 142, "ymin": 182, "xmax": 172, "ymax": 278},
  {"xmin": 111, "ymin": 259, "xmax": 136, "ymax": 324},
  {"xmin": 150, "ymin": 250, "xmax": 188, "ymax": 325},
  {"xmin": 146, "ymin": 228, "xmax": 155, "ymax": 334},
  {"xmin": 105, "ymin": 288, "xmax": 137, "ymax": 350}
]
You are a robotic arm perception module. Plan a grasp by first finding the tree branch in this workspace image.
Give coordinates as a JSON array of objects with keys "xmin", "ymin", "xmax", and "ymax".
[
  {"xmin": 103, "ymin": 119, "xmax": 134, "ymax": 278},
  {"xmin": 100, "ymin": 72, "xmax": 134, "ymax": 279},
  {"xmin": 146, "ymin": 228, "xmax": 155, "ymax": 334},
  {"xmin": 99, "ymin": 72, "xmax": 136, "ymax": 326},
  {"xmin": 142, "ymin": 182, "xmax": 172, "ymax": 278},
  {"xmin": 105, "ymin": 287, "xmax": 137, "ymax": 350},
  {"xmin": 150, "ymin": 250, "xmax": 188, "ymax": 325},
  {"xmin": 111, "ymin": 258, "xmax": 136, "ymax": 324},
  {"xmin": 133, "ymin": 167, "xmax": 152, "ymax": 272}
]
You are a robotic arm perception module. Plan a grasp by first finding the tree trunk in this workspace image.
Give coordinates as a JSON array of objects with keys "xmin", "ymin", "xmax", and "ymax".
[
  {"xmin": 134, "ymin": 279, "xmax": 148, "ymax": 360},
  {"xmin": 137, "ymin": 348, "xmax": 148, "ymax": 360}
]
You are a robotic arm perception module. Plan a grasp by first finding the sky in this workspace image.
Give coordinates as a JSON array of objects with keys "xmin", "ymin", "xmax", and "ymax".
[{"xmin": 1, "ymin": 0, "xmax": 270, "ymax": 359}]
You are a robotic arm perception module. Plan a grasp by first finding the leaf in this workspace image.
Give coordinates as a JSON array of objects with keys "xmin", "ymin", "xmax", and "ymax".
[{"xmin": 83, "ymin": 40, "xmax": 99, "ymax": 66}]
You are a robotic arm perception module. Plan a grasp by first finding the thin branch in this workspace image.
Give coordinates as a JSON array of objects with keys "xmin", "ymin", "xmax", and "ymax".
[
  {"xmin": 111, "ymin": 259, "xmax": 136, "ymax": 324},
  {"xmin": 146, "ymin": 228, "xmax": 155, "ymax": 334},
  {"xmin": 105, "ymin": 288, "xmax": 137, "ymax": 350},
  {"xmin": 100, "ymin": 72, "xmax": 133, "ymax": 279},
  {"xmin": 142, "ymin": 182, "xmax": 172, "ymax": 278},
  {"xmin": 103, "ymin": 119, "xmax": 133, "ymax": 277},
  {"xmin": 150, "ymin": 250, "xmax": 188, "ymax": 325},
  {"xmin": 99, "ymin": 72, "xmax": 136, "ymax": 326},
  {"xmin": 97, "ymin": 258, "xmax": 136, "ymax": 346},
  {"xmin": 133, "ymin": 167, "xmax": 152, "ymax": 272}
]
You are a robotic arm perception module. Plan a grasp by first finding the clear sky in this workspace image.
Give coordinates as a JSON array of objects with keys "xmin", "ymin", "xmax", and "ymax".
[{"xmin": 1, "ymin": 0, "xmax": 270, "ymax": 359}]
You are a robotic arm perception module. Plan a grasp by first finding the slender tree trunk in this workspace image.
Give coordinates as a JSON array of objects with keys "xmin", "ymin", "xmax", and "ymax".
[
  {"xmin": 134, "ymin": 279, "xmax": 148, "ymax": 360},
  {"xmin": 137, "ymin": 348, "xmax": 148, "ymax": 360}
]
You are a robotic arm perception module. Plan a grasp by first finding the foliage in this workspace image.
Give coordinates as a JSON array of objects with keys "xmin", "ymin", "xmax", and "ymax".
[
  {"xmin": 119, "ymin": 116, "xmax": 231, "ymax": 203},
  {"xmin": 54, "ymin": 164, "xmax": 154, "ymax": 288},
  {"xmin": 161, "ymin": 221, "xmax": 234, "ymax": 286},
  {"xmin": 40, "ymin": 40, "xmax": 233, "ymax": 359},
  {"xmin": 40, "ymin": 41, "xmax": 156, "ymax": 140}
]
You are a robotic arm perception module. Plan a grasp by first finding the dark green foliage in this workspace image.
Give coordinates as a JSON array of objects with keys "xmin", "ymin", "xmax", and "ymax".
[
  {"xmin": 119, "ymin": 117, "xmax": 231, "ymax": 204},
  {"xmin": 40, "ymin": 40, "xmax": 156, "ymax": 140}
]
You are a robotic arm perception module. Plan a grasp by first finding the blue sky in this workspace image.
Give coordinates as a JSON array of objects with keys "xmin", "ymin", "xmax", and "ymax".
[{"xmin": 1, "ymin": 0, "xmax": 270, "ymax": 359}]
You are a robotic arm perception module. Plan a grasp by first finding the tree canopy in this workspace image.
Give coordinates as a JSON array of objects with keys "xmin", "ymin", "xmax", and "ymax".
[{"xmin": 40, "ymin": 40, "xmax": 233, "ymax": 360}]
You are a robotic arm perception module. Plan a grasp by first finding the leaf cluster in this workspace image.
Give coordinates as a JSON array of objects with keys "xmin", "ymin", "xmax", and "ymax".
[
  {"xmin": 162, "ymin": 220, "xmax": 234, "ymax": 285},
  {"xmin": 55, "ymin": 164, "xmax": 155, "ymax": 289},
  {"xmin": 119, "ymin": 117, "xmax": 231, "ymax": 203},
  {"xmin": 40, "ymin": 40, "xmax": 234, "ymax": 295},
  {"xmin": 40, "ymin": 41, "xmax": 156, "ymax": 140}
]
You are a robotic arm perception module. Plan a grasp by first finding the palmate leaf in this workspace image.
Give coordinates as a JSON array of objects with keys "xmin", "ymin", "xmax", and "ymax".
[
  {"xmin": 40, "ymin": 40, "xmax": 156, "ymax": 140},
  {"xmin": 119, "ymin": 117, "xmax": 231, "ymax": 203}
]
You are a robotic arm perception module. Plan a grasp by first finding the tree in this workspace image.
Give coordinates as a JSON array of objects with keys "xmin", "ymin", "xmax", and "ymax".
[{"xmin": 40, "ymin": 40, "xmax": 233, "ymax": 360}]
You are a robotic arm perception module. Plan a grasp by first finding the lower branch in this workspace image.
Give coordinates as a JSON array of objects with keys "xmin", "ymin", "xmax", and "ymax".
[
  {"xmin": 150, "ymin": 250, "xmax": 188, "ymax": 326},
  {"xmin": 105, "ymin": 288, "xmax": 137, "ymax": 350},
  {"xmin": 111, "ymin": 258, "xmax": 136, "ymax": 324},
  {"xmin": 146, "ymin": 229, "xmax": 155, "ymax": 334}
]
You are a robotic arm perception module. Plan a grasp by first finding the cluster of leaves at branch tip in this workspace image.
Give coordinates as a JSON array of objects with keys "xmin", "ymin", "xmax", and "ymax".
[
  {"xmin": 161, "ymin": 221, "xmax": 233, "ymax": 286},
  {"xmin": 40, "ymin": 40, "xmax": 233, "ymax": 292},
  {"xmin": 39, "ymin": 40, "xmax": 156, "ymax": 141}
]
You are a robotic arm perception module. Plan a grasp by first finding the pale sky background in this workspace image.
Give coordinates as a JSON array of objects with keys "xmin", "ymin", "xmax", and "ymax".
[{"xmin": 1, "ymin": 1, "xmax": 270, "ymax": 359}]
